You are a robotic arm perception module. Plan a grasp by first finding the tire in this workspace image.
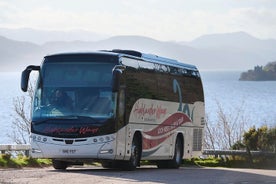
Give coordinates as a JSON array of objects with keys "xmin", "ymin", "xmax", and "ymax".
[
  {"xmin": 156, "ymin": 160, "xmax": 168, "ymax": 169},
  {"xmin": 52, "ymin": 159, "xmax": 68, "ymax": 170},
  {"xmin": 122, "ymin": 135, "xmax": 141, "ymax": 171},
  {"xmin": 157, "ymin": 136, "xmax": 183, "ymax": 169},
  {"xmin": 101, "ymin": 161, "xmax": 117, "ymax": 169},
  {"xmin": 171, "ymin": 136, "xmax": 183, "ymax": 168}
]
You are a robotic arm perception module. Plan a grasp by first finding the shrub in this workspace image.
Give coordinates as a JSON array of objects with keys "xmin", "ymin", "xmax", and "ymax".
[{"xmin": 0, "ymin": 154, "xmax": 51, "ymax": 168}]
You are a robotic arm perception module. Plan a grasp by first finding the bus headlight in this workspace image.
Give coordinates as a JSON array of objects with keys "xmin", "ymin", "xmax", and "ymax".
[
  {"xmin": 31, "ymin": 148, "xmax": 42, "ymax": 153},
  {"xmin": 93, "ymin": 135, "xmax": 115, "ymax": 144},
  {"xmin": 100, "ymin": 149, "xmax": 113, "ymax": 154},
  {"xmin": 31, "ymin": 135, "xmax": 47, "ymax": 143}
]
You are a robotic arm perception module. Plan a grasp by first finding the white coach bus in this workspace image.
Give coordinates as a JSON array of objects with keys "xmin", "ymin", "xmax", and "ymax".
[{"xmin": 21, "ymin": 49, "xmax": 205, "ymax": 170}]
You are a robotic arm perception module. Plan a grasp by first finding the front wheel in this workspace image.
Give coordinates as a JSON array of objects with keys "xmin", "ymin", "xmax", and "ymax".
[
  {"xmin": 101, "ymin": 161, "xmax": 118, "ymax": 169},
  {"xmin": 122, "ymin": 135, "xmax": 141, "ymax": 171},
  {"xmin": 52, "ymin": 159, "xmax": 68, "ymax": 170}
]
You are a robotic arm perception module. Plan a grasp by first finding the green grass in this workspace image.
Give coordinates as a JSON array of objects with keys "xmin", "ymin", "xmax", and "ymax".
[
  {"xmin": 1, "ymin": 154, "xmax": 275, "ymax": 169},
  {"xmin": 182, "ymin": 157, "xmax": 224, "ymax": 167},
  {"xmin": 0, "ymin": 154, "xmax": 52, "ymax": 168}
]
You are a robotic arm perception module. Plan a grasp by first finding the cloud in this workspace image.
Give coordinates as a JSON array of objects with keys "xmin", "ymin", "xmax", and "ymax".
[
  {"xmin": 0, "ymin": 1, "xmax": 275, "ymax": 41},
  {"xmin": 229, "ymin": 7, "xmax": 276, "ymax": 38}
]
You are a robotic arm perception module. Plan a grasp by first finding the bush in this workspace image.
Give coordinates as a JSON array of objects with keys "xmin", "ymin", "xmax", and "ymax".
[
  {"xmin": 0, "ymin": 154, "xmax": 21, "ymax": 168},
  {"xmin": 187, "ymin": 155, "xmax": 276, "ymax": 169},
  {"xmin": 0, "ymin": 154, "xmax": 51, "ymax": 168}
]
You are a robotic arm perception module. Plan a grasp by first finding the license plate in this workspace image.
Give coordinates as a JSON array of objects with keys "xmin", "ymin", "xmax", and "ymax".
[{"xmin": 61, "ymin": 149, "xmax": 77, "ymax": 154}]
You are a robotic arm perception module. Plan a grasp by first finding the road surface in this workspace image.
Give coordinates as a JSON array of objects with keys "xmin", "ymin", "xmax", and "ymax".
[{"xmin": 0, "ymin": 165, "xmax": 275, "ymax": 184}]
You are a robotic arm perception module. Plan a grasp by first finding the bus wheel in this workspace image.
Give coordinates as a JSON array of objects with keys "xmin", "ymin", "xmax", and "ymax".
[
  {"xmin": 157, "ymin": 136, "xmax": 183, "ymax": 169},
  {"xmin": 123, "ymin": 135, "xmax": 141, "ymax": 171},
  {"xmin": 101, "ymin": 161, "xmax": 117, "ymax": 169},
  {"xmin": 52, "ymin": 159, "xmax": 68, "ymax": 170},
  {"xmin": 171, "ymin": 136, "xmax": 183, "ymax": 168}
]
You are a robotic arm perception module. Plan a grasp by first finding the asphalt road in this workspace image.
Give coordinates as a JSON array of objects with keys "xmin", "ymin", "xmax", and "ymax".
[{"xmin": 0, "ymin": 165, "xmax": 275, "ymax": 184}]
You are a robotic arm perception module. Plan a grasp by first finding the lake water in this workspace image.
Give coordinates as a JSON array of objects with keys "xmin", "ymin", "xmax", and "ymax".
[{"xmin": 0, "ymin": 71, "xmax": 275, "ymax": 144}]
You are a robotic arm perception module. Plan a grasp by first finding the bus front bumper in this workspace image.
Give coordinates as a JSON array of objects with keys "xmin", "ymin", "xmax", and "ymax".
[{"xmin": 30, "ymin": 133, "xmax": 116, "ymax": 160}]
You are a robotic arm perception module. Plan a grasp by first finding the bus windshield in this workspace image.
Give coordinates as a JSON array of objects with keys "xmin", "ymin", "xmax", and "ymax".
[{"xmin": 32, "ymin": 62, "xmax": 116, "ymax": 121}]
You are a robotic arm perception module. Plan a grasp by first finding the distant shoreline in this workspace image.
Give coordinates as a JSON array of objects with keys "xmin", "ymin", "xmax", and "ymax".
[{"xmin": 239, "ymin": 62, "xmax": 276, "ymax": 81}]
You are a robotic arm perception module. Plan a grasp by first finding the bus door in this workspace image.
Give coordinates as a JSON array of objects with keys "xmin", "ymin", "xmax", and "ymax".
[{"xmin": 114, "ymin": 88, "xmax": 127, "ymax": 160}]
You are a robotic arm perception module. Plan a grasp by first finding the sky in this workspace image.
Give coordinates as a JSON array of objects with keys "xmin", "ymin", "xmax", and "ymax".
[{"xmin": 0, "ymin": 0, "xmax": 276, "ymax": 41}]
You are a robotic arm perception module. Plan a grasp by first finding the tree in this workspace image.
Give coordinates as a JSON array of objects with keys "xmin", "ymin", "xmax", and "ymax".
[
  {"xmin": 204, "ymin": 101, "xmax": 249, "ymax": 150},
  {"xmin": 243, "ymin": 125, "xmax": 276, "ymax": 152},
  {"xmin": 267, "ymin": 127, "xmax": 276, "ymax": 152},
  {"xmin": 8, "ymin": 82, "xmax": 35, "ymax": 144},
  {"xmin": 243, "ymin": 126, "xmax": 258, "ymax": 151}
]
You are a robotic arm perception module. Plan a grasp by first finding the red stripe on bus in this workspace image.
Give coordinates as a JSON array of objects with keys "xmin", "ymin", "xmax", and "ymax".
[{"xmin": 144, "ymin": 112, "xmax": 191, "ymax": 137}]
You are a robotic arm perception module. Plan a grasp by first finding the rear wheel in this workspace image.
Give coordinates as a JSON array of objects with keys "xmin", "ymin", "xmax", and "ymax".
[
  {"xmin": 52, "ymin": 159, "xmax": 68, "ymax": 170},
  {"xmin": 157, "ymin": 136, "xmax": 183, "ymax": 169},
  {"xmin": 171, "ymin": 136, "xmax": 183, "ymax": 168}
]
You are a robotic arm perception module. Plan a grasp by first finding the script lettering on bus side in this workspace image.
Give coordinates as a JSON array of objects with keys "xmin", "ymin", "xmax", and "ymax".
[
  {"xmin": 79, "ymin": 127, "xmax": 99, "ymax": 135},
  {"xmin": 133, "ymin": 102, "xmax": 167, "ymax": 121}
]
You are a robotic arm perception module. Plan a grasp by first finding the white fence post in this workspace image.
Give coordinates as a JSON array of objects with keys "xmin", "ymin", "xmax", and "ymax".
[{"xmin": 0, "ymin": 144, "xmax": 31, "ymax": 156}]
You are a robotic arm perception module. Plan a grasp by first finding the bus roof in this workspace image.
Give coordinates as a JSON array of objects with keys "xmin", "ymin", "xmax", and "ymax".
[
  {"xmin": 45, "ymin": 50, "xmax": 198, "ymax": 71},
  {"xmin": 108, "ymin": 49, "xmax": 198, "ymax": 71}
]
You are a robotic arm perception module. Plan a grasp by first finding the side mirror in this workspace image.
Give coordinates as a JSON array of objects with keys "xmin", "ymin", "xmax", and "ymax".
[
  {"xmin": 112, "ymin": 69, "xmax": 122, "ymax": 92},
  {"xmin": 21, "ymin": 65, "xmax": 40, "ymax": 92}
]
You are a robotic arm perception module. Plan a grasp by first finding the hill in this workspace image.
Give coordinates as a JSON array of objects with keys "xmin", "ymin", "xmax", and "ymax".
[
  {"xmin": 0, "ymin": 27, "xmax": 107, "ymax": 44},
  {"xmin": 187, "ymin": 32, "xmax": 276, "ymax": 59},
  {"xmin": 0, "ymin": 36, "xmax": 42, "ymax": 71},
  {"xmin": 1, "ymin": 30, "xmax": 276, "ymax": 71}
]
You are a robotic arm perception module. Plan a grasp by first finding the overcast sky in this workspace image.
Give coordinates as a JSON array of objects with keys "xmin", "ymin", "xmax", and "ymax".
[{"xmin": 0, "ymin": 0, "xmax": 275, "ymax": 41}]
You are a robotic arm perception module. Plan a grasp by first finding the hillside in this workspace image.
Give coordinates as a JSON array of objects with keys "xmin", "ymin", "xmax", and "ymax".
[
  {"xmin": 0, "ymin": 36, "xmax": 42, "ymax": 71},
  {"xmin": 239, "ymin": 61, "xmax": 276, "ymax": 81},
  {"xmin": 0, "ymin": 27, "xmax": 107, "ymax": 44},
  {"xmin": 1, "ymin": 31, "xmax": 276, "ymax": 71}
]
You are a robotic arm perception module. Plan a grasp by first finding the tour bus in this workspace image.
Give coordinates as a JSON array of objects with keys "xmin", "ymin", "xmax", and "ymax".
[{"xmin": 21, "ymin": 49, "xmax": 205, "ymax": 170}]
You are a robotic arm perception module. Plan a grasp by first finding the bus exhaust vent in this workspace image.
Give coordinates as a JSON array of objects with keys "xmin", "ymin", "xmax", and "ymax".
[{"xmin": 193, "ymin": 128, "xmax": 203, "ymax": 151}]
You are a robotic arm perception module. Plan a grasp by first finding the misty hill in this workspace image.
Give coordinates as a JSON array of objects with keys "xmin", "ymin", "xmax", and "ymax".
[
  {"xmin": 1, "ymin": 31, "xmax": 276, "ymax": 71},
  {"xmin": 0, "ymin": 27, "xmax": 107, "ymax": 44},
  {"xmin": 185, "ymin": 32, "xmax": 276, "ymax": 63},
  {"xmin": 0, "ymin": 36, "xmax": 43, "ymax": 71},
  {"xmin": 187, "ymin": 32, "xmax": 264, "ymax": 48},
  {"xmin": 42, "ymin": 36, "xmax": 198, "ymax": 63}
]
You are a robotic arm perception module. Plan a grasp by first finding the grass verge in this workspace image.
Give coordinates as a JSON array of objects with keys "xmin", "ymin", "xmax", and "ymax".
[
  {"xmin": 0, "ymin": 154, "xmax": 51, "ymax": 168},
  {"xmin": 1, "ymin": 154, "xmax": 275, "ymax": 169},
  {"xmin": 183, "ymin": 156, "xmax": 276, "ymax": 169}
]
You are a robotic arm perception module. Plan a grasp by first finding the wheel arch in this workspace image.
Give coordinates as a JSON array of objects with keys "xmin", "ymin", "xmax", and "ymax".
[
  {"xmin": 133, "ymin": 130, "xmax": 143, "ymax": 156},
  {"xmin": 176, "ymin": 132, "xmax": 184, "ymax": 158}
]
